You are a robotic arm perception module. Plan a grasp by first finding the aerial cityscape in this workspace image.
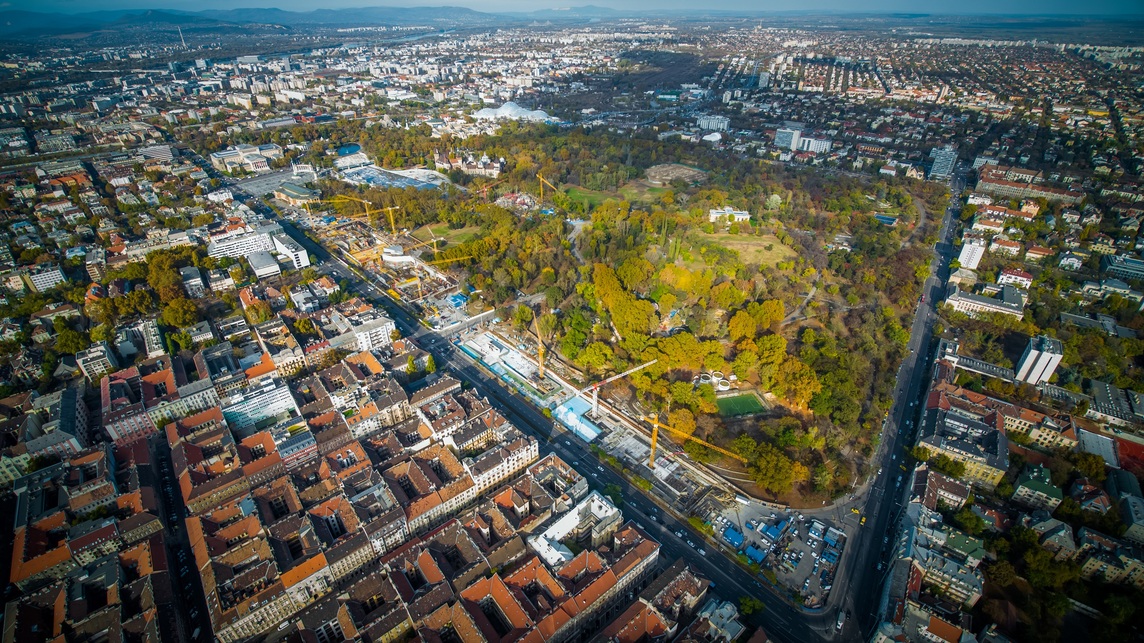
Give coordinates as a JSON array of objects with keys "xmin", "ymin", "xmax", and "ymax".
[{"xmin": 0, "ymin": 3, "xmax": 1141, "ymax": 643}]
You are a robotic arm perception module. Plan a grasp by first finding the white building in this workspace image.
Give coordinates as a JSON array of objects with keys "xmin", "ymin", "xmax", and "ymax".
[
  {"xmin": 997, "ymin": 268, "xmax": 1033, "ymax": 290},
  {"xmin": 774, "ymin": 128, "xmax": 801, "ymax": 151},
  {"xmin": 207, "ymin": 231, "xmax": 274, "ymax": 259},
  {"xmin": 350, "ymin": 310, "xmax": 397, "ymax": 352},
  {"xmin": 76, "ymin": 342, "xmax": 118, "ymax": 381},
  {"xmin": 272, "ymin": 235, "xmax": 310, "ymax": 270},
  {"xmin": 23, "ymin": 264, "xmax": 66, "ymax": 293},
  {"xmin": 221, "ymin": 377, "xmax": 300, "ymax": 436},
  {"xmin": 697, "ymin": 114, "xmax": 730, "ymax": 132},
  {"xmin": 945, "ymin": 285, "xmax": 1025, "ymax": 319},
  {"xmin": 209, "ymin": 143, "xmax": 283, "ymax": 173},
  {"xmin": 248, "ymin": 251, "xmax": 281, "ymax": 280},
  {"xmin": 798, "ymin": 137, "xmax": 832, "ymax": 154},
  {"xmin": 1016, "ymin": 335, "xmax": 1064, "ymax": 386},
  {"xmin": 958, "ymin": 234, "xmax": 987, "ymax": 270},
  {"xmin": 930, "ymin": 145, "xmax": 957, "ymax": 180},
  {"xmin": 528, "ymin": 491, "xmax": 621, "ymax": 567},
  {"xmin": 708, "ymin": 205, "xmax": 751, "ymax": 224}
]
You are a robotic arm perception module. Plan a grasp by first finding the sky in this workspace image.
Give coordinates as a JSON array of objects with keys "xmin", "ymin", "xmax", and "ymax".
[{"xmin": 16, "ymin": 0, "xmax": 1144, "ymax": 15}]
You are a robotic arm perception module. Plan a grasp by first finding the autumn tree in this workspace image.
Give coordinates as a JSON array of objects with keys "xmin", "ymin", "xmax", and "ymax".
[
  {"xmin": 161, "ymin": 298, "xmax": 199, "ymax": 328},
  {"xmin": 667, "ymin": 408, "xmax": 696, "ymax": 437},
  {"xmin": 728, "ymin": 310, "xmax": 757, "ymax": 343}
]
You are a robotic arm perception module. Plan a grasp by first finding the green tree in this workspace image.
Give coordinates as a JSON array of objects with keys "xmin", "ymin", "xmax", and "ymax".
[
  {"xmin": 953, "ymin": 506, "xmax": 986, "ymax": 536},
  {"xmin": 161, "ymin": 298, "xmax": 199, "ymax": 328},
  {"xmin": 55, "ymin": 328, "xmax": 89, "ymax": 355},
  {"xmin": 1071, "ymin": 452, "xmax": 1107, "ymax": 483},
  {"xmin": 577, "ymin": 342, "xmax": 613, "ymax": 371},
  {"xmin": 749, "ymin": 442, "xmax": 796, "ymax": 494},
  {"xmin": 245, "ymin": 300, "xmax": 273, "ymax": 325},
  {"xmin": 425, "ymin": 354, "xmax": 437, "ymax": 374},
  {"xmin": 293, "ymin": 317, "xmax": 317, "ymax": 336},
  {"xmin": 986, "ymin": 560, "xmax": 1017, "ymax": 587},
  {"xmin": 739, "ymin": 596, "xmax": 765, "ymax": 616},
  {"xmin": 513, "ymin": 304, "xmax": 534, "ymax": 329}
]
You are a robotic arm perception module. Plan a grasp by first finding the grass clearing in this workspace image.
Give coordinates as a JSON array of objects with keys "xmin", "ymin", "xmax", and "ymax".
[
  {"xmin": 619, "ymin": 182, "xmax": 670, "ymax": 204},
  {"xmin": 411, "ymin": 223, "xmax": 481, "ymax": 246},
  {"xmin": 717, "ymin": 393, "xmax": 767, "ymax": 417},
  {"xmin": 564, "ymin": 186, "xmax": 613, "ymax": 208},
  {"xmin": 701, "ymin": 232, "xmax": 797, "ymax": 266}
]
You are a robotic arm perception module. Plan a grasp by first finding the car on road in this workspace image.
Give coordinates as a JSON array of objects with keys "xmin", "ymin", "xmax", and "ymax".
[
  {"xmin": 597, "ymin": 466, "xmax": 604, "ymax": 472},
  {"xmin": 675, "ymin": 531, "xmax": 684, "ymax": 538},
  {"xmin": 564, "ymin": 440, "xmax": 570, "ymax": 445},
  {"xmin": 687, "ymin": 540, "xmax": 696, "ymax": 548},
  {"xmin": 697, "ymin": 548, "xmax": 706, "ymax": 556},
  {"xmin": 851, "ymin": 507, "xmax": 860, "ymax": 514},
  {"xmin": 860, "ymin": 516, "xmax": 867, "ymax": 525}
]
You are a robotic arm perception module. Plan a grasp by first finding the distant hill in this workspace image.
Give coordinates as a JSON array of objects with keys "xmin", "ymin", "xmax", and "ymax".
[
  {"xmin": 0, "ymin": 9, "xmax": 229, "ymax": 37},
  {"xmin": 0, "ymin": 5, "xmax": 500, "ymax": 38},
  {"xmin": 194, "ymin": 6, "xmax": 498, "ymax": 27}
]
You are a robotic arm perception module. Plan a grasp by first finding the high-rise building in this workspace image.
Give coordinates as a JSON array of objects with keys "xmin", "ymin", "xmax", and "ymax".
[
  {"xmin": 774, "ymin": 128, "xmax": 801, "ymax": 151},
  {"xmin": 930, "ymin": 145, "xmax": 957, "ymax": 180},
  {"xmin": 697, "ymin": 114, "xmax": 730, "ymax": 132},
  {"xmin": 1016, "ymin": 335, "xmax": 1064, "ymax": 386},
  {"xmin": 957, "ymin": 233, "xmax": 987, "ymax": 270}
]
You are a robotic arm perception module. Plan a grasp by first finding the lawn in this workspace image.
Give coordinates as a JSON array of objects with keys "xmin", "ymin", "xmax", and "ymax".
[
  {"xmin": 701, "ymin": 232, "xmax": 798, "ymax": 266},
  {"xmin": 564, "ymin": 186, "xmax": 613, "ymax": 208},
  {"xmin": 716, "ymin": 393, "xmax": 767, "ymax": 417},
  {"xmin": 411, "ymin": 223, "xmax": 480, "ymax": 247},
  {"xmin": 619, "ymin": 182, "xmax": 670, "ymax": 204}
]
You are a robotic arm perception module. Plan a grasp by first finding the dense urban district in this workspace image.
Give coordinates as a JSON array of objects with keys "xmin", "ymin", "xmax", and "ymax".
[{"xmin": 0, "ymin": 7, "xmax": 1142, "ymax": 643}]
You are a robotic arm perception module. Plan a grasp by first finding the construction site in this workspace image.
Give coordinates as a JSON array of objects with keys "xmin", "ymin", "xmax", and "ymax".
[
  {"xmin": 307, "ymin": 194, "xmax": 479, "ymax": 330},
  {"xmin": 464, "ymin": 321, "xmax": 757, "ymax": 510}
]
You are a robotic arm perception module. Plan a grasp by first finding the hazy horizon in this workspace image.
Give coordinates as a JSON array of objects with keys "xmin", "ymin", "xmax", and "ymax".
[{"xmin": 13, "ymin": 0, "xmax": 1144, "ymax": 16}]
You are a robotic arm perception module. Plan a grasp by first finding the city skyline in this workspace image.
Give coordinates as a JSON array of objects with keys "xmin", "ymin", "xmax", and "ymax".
[{"xmin": 17, "ymin": 0, "xmax": 1144, "ymax": 16}]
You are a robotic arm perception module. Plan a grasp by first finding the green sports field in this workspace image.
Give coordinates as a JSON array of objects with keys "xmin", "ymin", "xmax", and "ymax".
[{"xmin": 716, "ymin": 393, "xmax": 766, "ymax": 417}]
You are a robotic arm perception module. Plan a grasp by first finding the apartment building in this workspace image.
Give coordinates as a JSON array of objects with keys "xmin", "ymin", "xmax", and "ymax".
[
  {"xmin": 220, "ymin": 377, "xmax": 301, "ymax": 436},
  {"xmin": 944, "ymin": 284, "xmax": 1025, "ymax": 320},
  {"xmin": 1011, "ymin": 464, "xmax": 1064, "ymax": 511},
  {"xmin": 915, "ymin": 408, "xmax": 1008, "ymax": 490}
]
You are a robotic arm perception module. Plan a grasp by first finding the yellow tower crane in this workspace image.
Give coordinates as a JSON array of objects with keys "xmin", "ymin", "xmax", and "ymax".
[
  {"xmin": 641, "ymin": 414, "xmax": 747, "ymax": 470},
  {"xmin": 320, "ymin": 195, "xmax": 401, "ymax": 235},
  {"xmin": 410, "ymin": 256, "xmax": 472, "ymax": 300},
  {"xmin": 537, "ymin": 173, "xmax": 559, "ymax": 206},
  {"xmin": 531, "ymin": 315, "xmax": 548, "ymax": 381}
]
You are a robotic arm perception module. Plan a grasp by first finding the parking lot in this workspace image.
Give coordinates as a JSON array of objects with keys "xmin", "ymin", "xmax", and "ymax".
[{"xmin": 702, "ymin": 500, "xmax": 861, "ymax": 608}]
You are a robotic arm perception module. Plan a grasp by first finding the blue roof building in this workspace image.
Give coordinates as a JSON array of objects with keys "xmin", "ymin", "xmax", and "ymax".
[
  {"xmin": 760, "ymin": 519, "xmax": 788, "ymax": 542},
  {"xmin": 745, "ymin": 545, "xmax": 766, "ymax": 564},
  {"xmin": 723, "ymin": 526, "xmax": 745, "ymax": 548}
]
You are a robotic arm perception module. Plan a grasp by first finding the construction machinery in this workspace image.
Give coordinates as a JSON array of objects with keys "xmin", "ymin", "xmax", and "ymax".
[
  {"xmin": 319, "ymin": 195, "xmax": 401, "ymax": 235},
  {"xmin": 537, "ymin": 173, "xmax": 560, "ymax": 207},
  {"xmin": 641, "ymin": 414, "xmax": 747, "ymax": 470},
  {"xmin": 424, "ymin": 256, "xmax": 471, "ymax": 267},
  {"xmin": 477, "ymin": 176, "xmax": 510, "ymax": 201},
  {"xmin": 531, "ymin": 315, "xmax": 553, "ymax": 381},
  {"xmin": 576, "ymin": 360, "xmax": 658, "ymax": 418}
]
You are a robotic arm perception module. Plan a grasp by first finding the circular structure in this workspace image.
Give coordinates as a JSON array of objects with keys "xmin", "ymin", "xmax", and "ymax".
[
  {"xmin": 699, "ymin": 373, "xmax": 714, "ymax": 384},
  {"xmin": 711, "ymin": 371, "xmax": 725, "ymax": 381},
  {"xmin": 717, "ymin": 379, "xmax": 731, "ymax": 391}
]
